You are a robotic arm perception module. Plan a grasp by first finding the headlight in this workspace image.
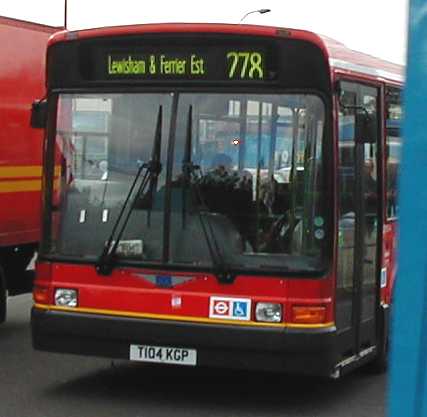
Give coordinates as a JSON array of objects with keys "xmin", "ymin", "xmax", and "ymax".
[
  {"xmin": 54, "ymin": 288, "xmax": 78, "ymax": 308},
  {"xmin": 255, "ymin": 302, "xmax": 282, "ymax": 323}
]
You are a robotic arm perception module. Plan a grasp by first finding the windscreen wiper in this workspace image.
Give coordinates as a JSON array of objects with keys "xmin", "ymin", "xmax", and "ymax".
[
  {"xmin": 182, "ymin": 106, "xmax": 234, "ymax": 284},
  {"xmin": 96, "ymin": 106, "xmax": 163, "ymax": 276}
]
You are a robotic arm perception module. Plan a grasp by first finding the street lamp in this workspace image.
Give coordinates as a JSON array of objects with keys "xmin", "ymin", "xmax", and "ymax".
[{"xmin": 239, "ymin": 9, "xmax": 271, "ymax": 24}]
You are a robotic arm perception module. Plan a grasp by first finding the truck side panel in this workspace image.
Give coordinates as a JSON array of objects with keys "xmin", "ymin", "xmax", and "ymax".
[
  {"xmin": 0, "ymin": 17, "xmax": 59, "ymax": 323},
  {"xmin": 0, "ymin": 18, "xmax": 55, "ymax": 247}
]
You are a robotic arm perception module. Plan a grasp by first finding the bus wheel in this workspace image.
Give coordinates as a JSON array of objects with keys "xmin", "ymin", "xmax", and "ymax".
[{"xmin": 0, "ymin": 266, "xmax": 6, "ymax": 324}]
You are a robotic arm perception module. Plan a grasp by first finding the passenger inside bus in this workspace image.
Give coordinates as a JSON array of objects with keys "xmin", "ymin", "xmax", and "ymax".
[
  {"xmin": 364, "ymin": 158, "xmax": 377, "ymax": 199},
  {"xmin": 209, "ymin": 138, "xmax": 234, "ymax": 174}
]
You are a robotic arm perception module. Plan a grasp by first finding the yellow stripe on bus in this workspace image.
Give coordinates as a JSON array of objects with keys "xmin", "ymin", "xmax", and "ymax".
[{"xmin": 34, "ymin": 303, "xmax": 336, "ymax": 330}]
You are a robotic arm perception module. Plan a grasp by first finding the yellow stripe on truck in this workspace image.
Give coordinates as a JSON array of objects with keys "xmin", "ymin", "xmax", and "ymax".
[
  {"xmin": 0, "ymin": 165, "xmax": 61, "ymax": 179},
  {"xmin": 0, "ymin": 178, "xmax": 60, "ymax": 193},
  {"xmin": 0, "ymin": 166, "xmax": 42, "ymax": 178},
  {"xmin": 0, "ymin": 165, "xmax": 61, "ymax": 193},
  {"xmin": 0, "ymin": 180, "xmax": 42, "ymax": 193}
]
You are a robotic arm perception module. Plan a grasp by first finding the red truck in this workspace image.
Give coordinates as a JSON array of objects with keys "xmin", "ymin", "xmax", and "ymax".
[{"xmin": 0, "ymin": 16, "xmax": 59, "ymax": 323}]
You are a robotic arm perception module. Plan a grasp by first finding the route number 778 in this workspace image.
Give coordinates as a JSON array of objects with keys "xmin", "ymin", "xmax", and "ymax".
[{"xmin": 226, "ymin": 51, "xmax": 264, "ymax": 79}]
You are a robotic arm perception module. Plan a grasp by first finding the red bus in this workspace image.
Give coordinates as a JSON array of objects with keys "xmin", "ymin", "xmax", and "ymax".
[
  {"xmin": 0, "ymin": 17, "xmax": 58, "ymax": 323},
  {"xmin": 31, "ymin": 23, "xmax": 403, "ymax": 378}
]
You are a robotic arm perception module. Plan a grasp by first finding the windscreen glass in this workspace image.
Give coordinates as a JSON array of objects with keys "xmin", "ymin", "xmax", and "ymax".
[{"xmin": 45, "ymin": 92, "xmax": 327, "ymax": 273}]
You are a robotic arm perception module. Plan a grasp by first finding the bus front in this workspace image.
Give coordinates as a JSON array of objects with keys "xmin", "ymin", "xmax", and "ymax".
[{"xmin": 32, "ymin": 24, "xmax": 335, "ymax": 376}]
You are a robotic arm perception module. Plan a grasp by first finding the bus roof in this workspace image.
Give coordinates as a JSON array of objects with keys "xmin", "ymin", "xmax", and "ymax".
[
  {"xmin": 320, "ymin": 35, "xmax": 404, "ymax": 83},
  {"xmin": 48, "ymin": 23, "xmax": 405, "ymax": 84}
]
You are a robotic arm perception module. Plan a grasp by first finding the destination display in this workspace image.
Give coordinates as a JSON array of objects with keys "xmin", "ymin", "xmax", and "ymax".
[
  {"xmin": 101, "ymin": 47, "xmax": 271, "ymax": 82},
  {"xmin": 107, "ymin": 53, "xmax": 207, "ymax": 77},
  {"xmin": 48, "ymin": 35, "xmax": 330, "ymax": 92}
]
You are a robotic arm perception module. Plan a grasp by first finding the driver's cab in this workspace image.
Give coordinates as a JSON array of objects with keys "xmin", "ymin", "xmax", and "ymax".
[{"xmin": 193, "ymin": 95, "xmax": 314, "ymax": 254}]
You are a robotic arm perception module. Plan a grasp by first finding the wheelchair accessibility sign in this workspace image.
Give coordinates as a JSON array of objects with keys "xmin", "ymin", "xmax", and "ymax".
[{"xmin": 209, "ymin": 297, "xmax": 251, "ymax": 321}]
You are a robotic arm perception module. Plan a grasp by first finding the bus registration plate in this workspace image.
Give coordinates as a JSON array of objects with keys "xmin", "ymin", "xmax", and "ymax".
[{"xmin": 129, "ymin": 344, "xmax": 197, "ymax": 366}]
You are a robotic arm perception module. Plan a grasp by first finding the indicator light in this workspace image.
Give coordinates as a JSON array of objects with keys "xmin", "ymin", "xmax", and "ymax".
[
  {"xmin": 33, "ymin": 285, "xmax": 50, "ymax": 304},
  {"xmin": 291, "ymin": 306, "xmax": 326, "ymax": 324}
]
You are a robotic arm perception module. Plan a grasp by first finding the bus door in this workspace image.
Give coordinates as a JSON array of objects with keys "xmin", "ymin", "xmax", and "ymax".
[{"xmin": 337, "ymin": 82, "xmax": 381, "ymax": 358}]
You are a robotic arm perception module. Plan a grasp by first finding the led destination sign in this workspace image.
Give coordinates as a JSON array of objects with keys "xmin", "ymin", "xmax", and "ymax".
[
  {"xmin": 48, "ymin": 37, "xmax": 329, "ymax": 91},
  {"xmin": 104, "ymin": 49, "xmax": 267, "ymax": 81},
  {"xmin": 108, "ymin": 54, "xmax": 206, "ymax": 77}
]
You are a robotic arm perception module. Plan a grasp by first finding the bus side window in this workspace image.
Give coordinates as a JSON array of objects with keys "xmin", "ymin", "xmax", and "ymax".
[
  {"xmin": 338, "ymin": 91, "xmax": 356, "ymax": 216},
  {"xmin": 385, "ymin": 88, "xmax": 402, "ymax": 219}
]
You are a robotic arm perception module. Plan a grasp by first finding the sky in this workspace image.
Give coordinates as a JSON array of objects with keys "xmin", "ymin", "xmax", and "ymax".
[{"xmin": 0, "ymin": 0, "xmax": 409, "ymax": 65}]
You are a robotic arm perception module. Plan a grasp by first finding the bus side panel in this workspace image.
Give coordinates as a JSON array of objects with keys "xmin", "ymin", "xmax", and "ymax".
[{"xmin": 382, "ymin": 221, "xmax": 397, "ymax": 304}]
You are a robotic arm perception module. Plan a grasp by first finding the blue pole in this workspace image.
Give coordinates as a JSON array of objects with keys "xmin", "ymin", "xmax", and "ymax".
[{"xmin": 389, "ymin": 2, "xmax": 427, "ymax": 416}]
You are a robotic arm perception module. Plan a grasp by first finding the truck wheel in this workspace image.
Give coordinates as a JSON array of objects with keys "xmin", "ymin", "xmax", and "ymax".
[
  {"xmin": 0, "ymin": 245, "xmax": 36, "ymax": 295},
  {"xmin": 0, "ymin": 266, "xmax": 6, "ymax": 324}
]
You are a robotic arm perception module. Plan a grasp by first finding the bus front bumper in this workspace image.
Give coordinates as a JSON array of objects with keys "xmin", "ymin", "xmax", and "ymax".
[{"xmin": 31, "ymin": 306, "xmax": 337, "ymax": 376}]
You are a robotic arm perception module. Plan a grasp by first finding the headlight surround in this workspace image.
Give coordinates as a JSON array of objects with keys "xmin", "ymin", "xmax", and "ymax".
[
  {"xmin": 255, "ymin": 302, "xmax": 282, "ymax": 323},
  {"xmin": 54, "ymin": 288, "xmax": 78, "ymax": 308}
]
